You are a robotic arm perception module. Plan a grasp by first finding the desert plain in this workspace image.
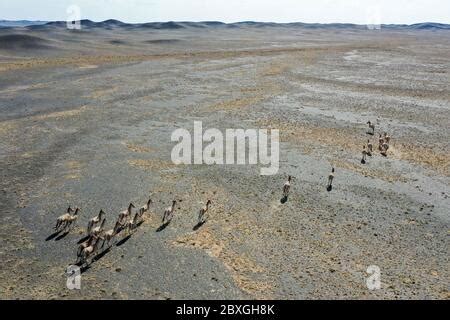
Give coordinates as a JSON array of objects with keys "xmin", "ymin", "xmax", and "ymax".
[{"xmin": 0, "ymin": 21, "xmax": 449, "ymax": 299}]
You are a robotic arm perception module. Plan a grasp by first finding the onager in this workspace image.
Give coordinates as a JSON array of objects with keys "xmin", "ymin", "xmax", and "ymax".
[
  {"xmin": 162, "ymin": 200, "xmax": 177, "ymax": 224},
  {"xmin": 367, "ymin": 140, "xmax": 373, "ymax": 156},
  {"xmin": 378, "ymin": 134, "xmax": 384, "ymax": 151},
  {"xmin": 125, "ymin": 212, "xmax": 141, "ymax": 235},
  {"xmin": 77, "ymin": 234, "xmax": 97, "ymax": 258},
  {"xmin": 101, "ymin": 220, "xmax": 123, "ymax": 248},
  {"xmin": 283, "ymin": 176, "xmax": 292, "ymax": 198},
  {"xmin": 54, "ymin": 207, "xmax": 74, "ymax": 231},
  {"xmin": 118, "ymin": 203, "xmax": 135, "ymax": 225},
  {"xmin": 328, "ymin": 168, "xmax": 335, "ymax": 189},
  {"xmin": 87, "ymin": 210, "xmax": 105, "ymax": 234},
  {"xmin": 138, "ymin": 198, "xmax": 152, "ymax": 219},
  {"xmin": 381, "ymin": 142, "xmax": 389, "ymax": 156},
  {"xmin": 367, "ymin": 121, "xmax": 375, "ymax": 135},
  {"xmin": 362, "ymin": 145, "xmax": 368, "ymax": 162},
  {"xmin": 65, "ymin": 208, "xmax": 80, "ymax": 230},
  {"xmin": 89, "ymin": 218, "xmax": 106, "ymax": 237},
  {"xmin": 198, "ymin": 200, "xmax": 212, "ymax": 225},
  {"xmin": 58, "ymin": 208, "xmax": 80, "ymax": 232},
  {"xmin": 384, "ymin": 132, "xmax": 391, "ymax": 144},
  {"xmin": 77, "ymin": 235, "xmax": 101, "ymax": 265}
]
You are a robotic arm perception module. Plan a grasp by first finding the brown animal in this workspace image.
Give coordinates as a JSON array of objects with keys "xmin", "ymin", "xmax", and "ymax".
[
  {"xmin": 328, "ymin": 168, "xmax": 335, "ymax": 188},
  {"xmin": 162, "ymin": 200, "xmax": 177, "ymax": 224},
  {"xmin": 56, "ymin": 208, "xmax": 80, "ymax": 232},
  {"xmin": 283, "ymin": 176, "xmax": 292, "ymax": 198},
  {"xmin": 362, "ymin": 145, "xmax": 368, "ymax": 162},
  {"xmin": 138, "ymin": 198, "xmax": 152, "ymax": 219},
  {"xmin": 101, "ymin": 220, "xmax": 123, "ymax": 248},
  {"xmin": 118, "ymin": 203, "xmax": 135, "ymax": 225},
  {"xmin": 367, "ymin": 140, "xmax": 373, "ymax": 156},
  {"xmin": 77, "ymin": 235, "xmax": 101, "ymax": 265},
  {"xmin": 87, "ymin": 210, "xmax": 105, "ymax": 234},
  {"xmin": 367, "ymin": 121, "xmax": 375, "ymax": 134},
  {"xmin": 198, "ymin": 200, "xmax": 212, "ymax": 225},
  {"xmin": 89, "ymin": 218, "xmax": 106, "ymax": 237},
  {"xmin": 125, "ymin": 212, "xmax": 141, "ymax": 235}
]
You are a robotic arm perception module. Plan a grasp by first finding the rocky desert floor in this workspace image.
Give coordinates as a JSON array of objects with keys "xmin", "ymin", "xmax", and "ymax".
[{"xmin": 0, "ymin": 24, "xmax": 449, "ymax": 299}]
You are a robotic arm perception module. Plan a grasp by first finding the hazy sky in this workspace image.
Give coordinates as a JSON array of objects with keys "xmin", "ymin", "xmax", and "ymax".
[{"xmin": 1, "ymin": 0, "xmax": 449, "ymax": 24}]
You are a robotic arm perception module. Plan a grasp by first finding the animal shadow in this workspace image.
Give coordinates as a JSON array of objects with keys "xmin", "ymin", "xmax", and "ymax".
[
  {"xmin": 193, "ymin": 220, "xmax": 206, "ymax": 231},
  {"xmin": 280, "ymin": 196, "xmax": 288, "ymax": 204},
  {"xmin": 116, "ymin": 235, "xmax": 131, "ymax": 247},
  {"xmin": 77, "ymin": 249, "xmax": 111, "ymax": 273},
  {"xmin": 45, "ymin": 230, "xmax": 61, "ymax": 241},
  {"xmin": 55, "ymin": 231, "xmax": 70, "ymax": 241},
  {"xmin": 361, "ymin": 159, "xmax": 366, "ymax": 164},
  {"xmin": 77, "ymin": 235, "xmax": 90, "ymax": 244},
  {"xmin": 327, "ymin": 185, "xmax": 333, "ymax": 192},
  {"xmin": 91, "ymin": 247, "xmax": 111, "ymax": 263},
  {"xmin": 136, "ymin": 221, "xmax": 144, "ymax": 228},
  {"xmin": 80, "ymin": 264, "xmax": 92, "ymax": 274},
  {"xmin": 156, "ymin": 221, "xmax": 170, "ymax": 232}
]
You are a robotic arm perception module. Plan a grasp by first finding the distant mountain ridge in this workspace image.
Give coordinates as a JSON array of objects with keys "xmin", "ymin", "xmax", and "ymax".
[
  {"xmin": 0, "ymin": 20, "xmax": 48, "ymax": 27},
  {"xmin": 0, "ymin": 19, "xmax": 449, "ymax": 30}
]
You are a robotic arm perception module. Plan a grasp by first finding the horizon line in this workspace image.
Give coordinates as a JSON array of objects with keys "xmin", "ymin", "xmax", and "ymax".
[{"xmin": 1, "ymin": 19, "xmax": 450, "ymax": 26}]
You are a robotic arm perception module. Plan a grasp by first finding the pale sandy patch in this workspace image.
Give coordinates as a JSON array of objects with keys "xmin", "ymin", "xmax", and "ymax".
[
  {"xmin": 261, "ymin": 62, "xmax": 290, "ymax": 76},
  {"xmin": 208, "ymin": 96, "xmax": 264, "ymax": 111},
  {"xmin": 90, "ymin": 87, "xmax": 118, "ymax": 99},
  {"xmin": 393, "ymin": 144, "xmax": 449, "ymax": 176},
  {"xmin": 33, "ymin": 105, "xmax": 90, "ymax": 121},
  {"xmin": 63, "ymin": 160, "xmax": 84, "ymax": 180},
  {"xmin": 0, "ymin": 122, "xmax": 18, "ymax": 136},
  {"xmin": 173, "ymin": 229, "xmax": 272, "ymax": 299},
  {"xmin": 259, "ymin": 119, "xmax": 450, "ymax": 177},
  {"xmin": 123, "ymin": 142, "xmax": 154, "ymax": 153},
  {"xmin": 128, "ymin": 159, "xmax": 176, "ymax": 171},
  {"xmin": 204, "ymin": 82, "xmax": 282, "ymax": 113}
]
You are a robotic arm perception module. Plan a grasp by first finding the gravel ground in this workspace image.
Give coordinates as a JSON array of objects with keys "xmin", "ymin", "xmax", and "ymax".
[{"xmin": 0, "ymin": 25, "xmax": 449, "ymax": 299}]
